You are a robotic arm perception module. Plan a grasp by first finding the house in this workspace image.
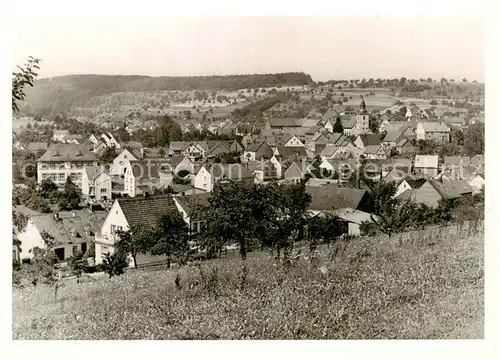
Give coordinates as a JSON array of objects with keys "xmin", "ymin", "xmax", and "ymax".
[
  {"xmin": 283, "ymin": 160, "xmax": 314, "ymax": 184},
  {"xmin": 95, "ymin": 195, "xmax": 177, "ymax": 266},
  {"xmin": 394, "ymin": 178, "xmax": 427, "ymax": 197},
  {"xmin": 441, "ymin": 156, "xmax": 472, "ymax": 180},
  {"xmin": 306, "ymin": 185, "xmax": 374, "ymax": 214},
  {"xmin": 206, "ymin": 141, "xmax": 232, "ymax": 158},
  {"xmin": 363, "ymin": 145, "xmax": 387, "ymax": 160},
  {"xmin": 283, "ymin": 135, "xmax": 305, "ymax": 147},
  {"xmin": 318, "ymin": 159, "xmax": 357, "ymax": 182},
  {"xmin": 243, "ymin": 141, "xmax": 274, "ymax": 162},
  {"xmin": 319, "ymin": 146, "xmax": 342, "ymax": 161},
  {"xmin": 230, "ymin": 140, "xmax": 245, "ymax": 153},
  {"xmin": 410, "ymin": 179, "xmax": 462, "ymax": 208},
  {"xmin": 124, "ymin": 161, "xmax": 167, "ymax": 198},
  {"xmin": 414, "ymin": 155, "xmax": 439, "ymax": 178},
  {"xmin": 264, "ymin": 118, "xmax": 301, "ymax": 131},
  {"xmin": 18, "ymin": 210, "xmax": 107, "ymax": 263},
  {"xmin": 173, "ymin": 193, "xmax": 211, "ymax": 235},
  {"xmin": 273, "ymin": 146, "xmax": 308, "ymax": 159},
  {"xmin": 396, "ymin": 138, "xmax": 416, "ymax": 155},
  {"xmin": 313, "ymin": 208, "xmax": 374, "ymax": 237},
  {"xmin": 353, "ymin": 98, "xmax": 371, "ymax": 134},
  {"xmin": 383, "ymin": 165, "xmax": 412, "ymax": 183},
  {"xmin": 341, "ymin": 116, "xmax": 357, "ymax": 136},
  {"xmin": 248, "ymin": 160, "xmax": 278, "ymax": 184},
  {"xmin": 241, "ymin": 134, "xmax": 254, "ymax": 149},
  {"xmin": 469, "ymin": 174, "xmax": 485, "ymax": 194},
  {"xmin": 182, "ymin": 142, "xmax": 208, "ymax": 160},
  {"xmin": 101, "ymin": 132, "xmax": 121, "ymax": 148},
  {"xmin": 193, "ymin": 164, "xmax": 255, "ymax": 192},
  {"xmin": 170, "ymin": 156, "xmax": 195, "ymax": 176},
  {"xmin": 63, "ymin": 134, "xmax": 84, "ymax": 144},
  {"xmin": 81, "ymin": 166, "xmax": 112, "ymax": 201},
  {"xmin": 301, "ymin": 118, "xmax": 321, "ymax": 128},
  {"xmin": 169, "ymin": 141, "xmax": 190, "ymax": 156},
  {"xmin": 354, "ymin": 134, "xmax": 381, "ymax": 150},
  {"xmin": 27, "ymin": 141, "xmax": 48, "ymax": 152},
  {"xmin": 52, "ymin": 130, "xmax": 70, "ymax": 142},
  {"xmin": 112, "ymin": 148, "xmax": 140, "ymax": 176},
  {"xmin": 37, "ymin": 144, "xmax": 97, "ymax": 188},
  {"xmin": 416, "ymin": 122, "xmax": 451, "ymax": 143},
  {"xmin": 88, "ymin": 134, "xmax": 100, "ymax": 145},
  {"xmin": 471, "ymin": 155, "xmax": 484, "ymax": 166},
  {"xmin": 381, "ymin": 131, "xmax": 403, "ymax": 150}
]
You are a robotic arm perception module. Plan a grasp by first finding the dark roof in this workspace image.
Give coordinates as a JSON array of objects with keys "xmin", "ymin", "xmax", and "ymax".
[
  {"xmin": 471, "ymin": 155, "xmax": 484, "ymax": 165},
  {"xmin": 118, "ymin": 195, "xmax": 177, "ymax": 229},
  {"xmin": 174, "ymin": 193, "xmax": 212, "ymax": 217},
  {"xmin": 267, "ymin": 118, "xmax": 301, "ymax": 128},
  {"xmin": 123, "ymin": 141, "xmax": 144, "ymax": 149},
  {"xmin": 357, "ymin": 134, "xmax": 382, "ymax": 146},
  {"xmin": 306, "ymin": 186, "xmax": 369, "ymax": 211},
  {"xmin": 449, "ymin": 179, "xmax": 473, "ymax": 195},
  {"xmin": 38, "ymin": 144, "xmax": 96, "ymax": 162},
  {"xmin": 444, "ymin": 156, "xmax": 471, "ymax": 166},
  {"xmin": 207, "ymin": 163, "xmax": 255, "ymax": 180},
  {"xmin": 428, "ymin": 179, "xmax": 461, "ymax": 200},
  {"xmin": 405, "ymin": 178, "xmax": 427, "ymax": 189},
  {"xmin": 275, "ymin": 146, "xmax": 307, "ymax": 158},
  {"xmin": 246, "ymin": 141, "xmax": 268, "ymax": 152}
]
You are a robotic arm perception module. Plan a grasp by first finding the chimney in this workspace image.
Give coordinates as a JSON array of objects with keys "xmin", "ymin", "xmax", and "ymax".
[{"xmin": 53, "ymin": 213, "xmax": 59, "ymax": 221}]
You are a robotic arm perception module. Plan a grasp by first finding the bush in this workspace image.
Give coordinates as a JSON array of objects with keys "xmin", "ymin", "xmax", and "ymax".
[{"xmin": 101, "ymin": 252, "xmax": 128, "ymax": 279}]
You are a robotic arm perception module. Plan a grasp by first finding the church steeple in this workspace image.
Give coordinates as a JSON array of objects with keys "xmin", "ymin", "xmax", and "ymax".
[{"xmin": 359, "ymin": 95, "xmax": 367, "ymax": 114}]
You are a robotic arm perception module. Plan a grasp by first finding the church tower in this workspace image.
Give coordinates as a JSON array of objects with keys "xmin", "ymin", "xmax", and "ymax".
[{"xmin": 355, "ymin": 96, "xmax": 370, "ymax": 133}]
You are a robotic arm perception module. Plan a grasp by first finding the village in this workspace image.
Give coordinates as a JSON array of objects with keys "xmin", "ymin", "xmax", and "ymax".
[{"xmin": 12, "ymin": 94, "xmax": 485, "ymax": 273}]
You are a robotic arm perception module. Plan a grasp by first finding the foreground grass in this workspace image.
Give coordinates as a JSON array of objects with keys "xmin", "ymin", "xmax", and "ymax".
[{"xmin": 12, "ymin": 224, "xmax": 483, "ymax": 340}]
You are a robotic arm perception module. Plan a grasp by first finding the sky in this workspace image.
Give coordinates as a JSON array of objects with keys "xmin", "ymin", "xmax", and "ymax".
[{"xmin": 11, "ymin": 17, "xmax": 484, "ymax": 82}]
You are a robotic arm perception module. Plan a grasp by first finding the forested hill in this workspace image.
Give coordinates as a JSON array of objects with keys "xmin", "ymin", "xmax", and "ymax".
[{"xmin": 22, "ymin": 72, "xmax": 313, "ymax": 116}]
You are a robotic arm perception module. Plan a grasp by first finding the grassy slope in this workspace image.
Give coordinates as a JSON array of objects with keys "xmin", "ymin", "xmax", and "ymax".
[{"xmin": 12, "ymin": 223, "xmax": 483, "ymax": 340}]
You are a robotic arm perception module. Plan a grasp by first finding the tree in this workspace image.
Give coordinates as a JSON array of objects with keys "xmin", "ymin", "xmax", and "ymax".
[
  {"xmin": 98, "ymin": 146, "xmax": 118, "ymax": 163},
  {"xmin": 369, "ymin": 116, "xmax": 380, "ymax": 134},
  {"xmin": 39, "ymin": 179, "xmax": 58, "ymax": 198},
  {"xmin": 59, "ymin": 177, "xmax": 82, "ymax": 210},
  {"xmin": 12, "ymin": 56, "xmax": 41, "ymax": 112},
  {"xmin": 67, "ymin": 250, "xmax": 89, "ymax": 278},
  {"xmin": 463, "ymin": 122, "xmax": 484, "ymax": 157},
  {"xmin": 150, "ymin": 210, "xmax": 190, "ymax": 268},
  {"xmin": 462, "ymin": 78, "xmax": 468, "ymax": 83},
  {"xmin": 101, "ymin": 252, "xmax": 128, "ymax": 279},
  {"xmin": 332, "ymin": 117, "xmax": 344, "ymax": 133},
  {"xmin": 116, "ymin": 226, "xmax": 154, "ymax": 269}
]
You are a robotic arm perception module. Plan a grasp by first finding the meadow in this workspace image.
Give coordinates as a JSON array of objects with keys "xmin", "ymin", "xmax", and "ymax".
[{"xmin": 12, "ymin": 221, "xmax": 483, "ymax": 340}]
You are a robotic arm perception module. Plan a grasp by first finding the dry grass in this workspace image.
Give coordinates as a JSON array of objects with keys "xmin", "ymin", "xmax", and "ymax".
[{"xmin": 12, "ymin": 223, "xmax": 483, "ymax": 340}]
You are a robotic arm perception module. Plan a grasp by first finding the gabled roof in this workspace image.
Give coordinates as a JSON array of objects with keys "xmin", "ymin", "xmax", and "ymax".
[
  {"xmin": 267, "ymin": 118, "xmax": 301, "ymax": 128},
  {"xmin": 84, "ymin": 166, "xmax": 109, "ymax": 181},
  {"xmin": 38, "ymin": 144, "xmax": 96, "ymax": 162},
  {"xmin": 169, "ymin": 141, "xmax": 190, "ymax": 152},
  {"xmin": 301, "ymin": 119, "xmax": 321, "ymax": 128},
  {"xmin": 306, "ymin": 186, "xmax": 370, "ymax": 211},
  {"xmin": 129, "ymin": 161, "xmax": 160, "ymax": 179},
  {"xmin": 471, "ymin": 155, "xmax": 484, "ymax": 165},
  {"xmin": 275, "ymin": 146, "xmax": 307, "ymax": 158},
  {"xmin": 357, "ymin": 134, "xmax": 381, "ymax": 146},
  {"xmin": 320, "ymin": 146, "xmax": 341, "ymax": 157},
  {"xmin": 341, "ymin": 116, "xmax": 356, "ymax": 129},
  {"xmin": 364, "ymin": 145, "xmax": 385, "ymax": 155},
  {"xmin": 205, "ymin": 163, "xmax": 255, "ymax": 180},
  {"xmin": 117, "ymin": 195, "xmax": 177, "ymax": 229},
  {"xmin": 53, "ymin": 130, "xmax": 70, "ymax": 135},
  {"xmin": 63, "ymin": 134, "xmax": 83, "ymax": 141},
  {"xmin": 448, "ymin": 179, "xmax": 473, "ymax": 195},
  {"xmin": 174, "ymin": 193, "xmax": 212, "ymax": 218},
  {"xmin": 122, "ymin": 141, "xmax": 144, "ymax": 149},
  {"xmin": 414, "ymin": 155, "xmax": 439, "ymax": 168},
  {"xmin": 383, "ymin": 131, "xmax": 403, "ymax": 143},
  {"xmin": 419, "ymin": 122, "xmax": 451, "ymax": 133},
  {"xmin": 30, "ymin": 210, "xmax": 107, "ymax": 245},
  {"xmin": 403, "ymin": 178, "xmax": 427, "ymax": 189},
  {"xmin": 245, "ymin": 141, "xmax": 269, "ymax": 152},
  {"xmin": 428, "ymin": 179, "xmax": 461, "ymax": 200}
]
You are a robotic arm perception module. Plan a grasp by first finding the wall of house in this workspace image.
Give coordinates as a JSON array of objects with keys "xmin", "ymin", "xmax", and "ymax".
[
  {"xmin": 94, "ymin": 172, "xmax": 112, "ymax": 201},
  {"xmin": 469, "ymin": 176, "xmax": 485, "ymax": 193},
  {"xmin": 112, "ymin": 149, "xmax": 136, "ymax": 175},
  {"xmin": 270, "ymin": 156, "xmax": 284, "ymax": 178},
  {"xmin": 17, "ymin": 220, "xmax": 46, "ymax": 261},
  {"xmin": 95, "ymin": 201, "xmax": 130, "ymax": 265},
  {"xmin": 415, "ymin": 167, "xmax": 438, "ymax": 178},
  {"xmin": 243, "ymin": 151, "xmax": 256, "ymax": 162},
  {"xmin": 395, "ymin": 180, "xmax": 412, "ymax": 197},
  {"xmin": 284, "ymin": 136, "xmax": 304, "ymax": 147},
  {"xmin": 194, "ymin": 167, "xmax": 213, "ymax": 192},
  {"xmin": 53, "ymin": 242, "xmax": 88, "ymax": 262},
  {"xmin": 38, "ymin": 161, "xmax": 96, "ymax": 188},
  {"xmin": 348, "ymin": 222, "xmax": 361, "ymax": 236},
  {"xmin": 355, "ymin": 115, "xmax": 370, "ymax": 131}
]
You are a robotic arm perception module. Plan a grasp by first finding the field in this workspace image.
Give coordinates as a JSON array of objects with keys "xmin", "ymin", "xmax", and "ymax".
[{"xmin": 12, "ymin": 223, "xmax": 483, "ymax": 340}]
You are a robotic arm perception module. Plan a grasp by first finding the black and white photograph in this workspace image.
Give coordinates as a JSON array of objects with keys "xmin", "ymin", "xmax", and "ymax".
[{"xmin": 7, "ymin": 2, "xmax": 495, "ymax": 352}]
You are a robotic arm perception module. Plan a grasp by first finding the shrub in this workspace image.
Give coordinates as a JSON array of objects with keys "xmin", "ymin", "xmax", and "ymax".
[{"xmin": 101, "ymin": 252, "xmax": 128, "ymax": 279}]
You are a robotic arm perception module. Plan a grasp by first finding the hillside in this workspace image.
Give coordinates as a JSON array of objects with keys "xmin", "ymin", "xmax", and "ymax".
[
  {"xmin": 20, "ymin": 72, "xmax": 313, "ymax": 115},
  {"xmin": 12, "ymin": 223, "xmax": 483, "ymax": 340}
]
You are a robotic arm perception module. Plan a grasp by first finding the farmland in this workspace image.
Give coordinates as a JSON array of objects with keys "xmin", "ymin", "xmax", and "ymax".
[{"xmin": 12, "ymin": 222, "xmax": 483, "ymax": 340}]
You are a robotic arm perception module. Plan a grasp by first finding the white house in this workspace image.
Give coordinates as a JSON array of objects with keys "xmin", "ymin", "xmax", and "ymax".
[
  {"xmin": 193, "ymin": 164, "xmax": 255, "ymax": 192},
  {"xmin": 193, "ymin": 166, "xmax": 214, "ymax": 192},
  {"xmin": 101, "ymin": 132, "xmax": 121, "ymax": 148},
  {"xmin": 416, "ymin": 122, "xmax": 451, "ymax": 143},
  {"xmin": 52, "ymin": 130, "xmax": 69, "ymax": 142},
  {"xmin": 283, "ymin": 135, "xmax": 305, "ymax": 147},
  {"xmin": 173, "ymin": 194, "xmax": 211, "ymax": 234},
  {"xmin": 81, "ymin": 166, "xmax": 112, "ymax": 201},
  {"xmin": 95, "ymin": 196, "xmax": 176, "ymax": 266},
  {"xmin": 414, "ymin": 155, "xmax": 439, "ymax": 178},
  {"xmin": 17, "ymin": 211, "xmax": 107, "ymax": 263},
  {"xmin": 112, "ymin": 148, "xmax": 140, "ymax": 176}
]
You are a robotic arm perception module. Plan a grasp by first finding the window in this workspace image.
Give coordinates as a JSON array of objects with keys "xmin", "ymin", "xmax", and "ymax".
[
  {"xmin": 110, "ymin": 224, "xmax": 116, "ymax": 234},
  {"xmin": 100, "ymin": 188, "xmax": 107, "ymax": 193},
  {"xmin": 119, "ymin": 161, "xmax": 124, "ymax": 165},
  {"xmin": 124, "ymin": 155, "xmax": 128, "ymax": 159},
  {"xmin": 59, "ymin": 173, "xmax": 65, "ymax": 181},
  {"xmin": 101, "ymin": 245, "xmax": 109, "ymax": 254},
  {"xmin": 42, "ymin": 174, "xmax": 48, "ymax": 180},
  {"xmin": 72, "ymin": 245, "xmax": 78, "ymax": 254}
]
